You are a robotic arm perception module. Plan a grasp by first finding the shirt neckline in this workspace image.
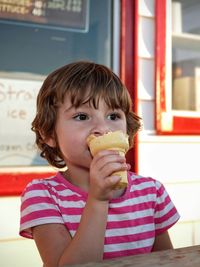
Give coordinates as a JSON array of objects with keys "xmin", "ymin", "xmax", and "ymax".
[{"xmin": 55, "ymin": 171, "xmax": 132, "ymax": 201}]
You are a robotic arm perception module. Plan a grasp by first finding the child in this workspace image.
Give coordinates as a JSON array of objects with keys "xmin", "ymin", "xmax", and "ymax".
[{"xmin": 19, "ymin": 61, "xmax": 180, "ymax": 267}]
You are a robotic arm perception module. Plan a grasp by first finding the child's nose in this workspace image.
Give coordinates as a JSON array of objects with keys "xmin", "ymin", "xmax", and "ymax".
[{"xmin": 91, "ymin": 121, "xmax": 110, "ymax": 136}]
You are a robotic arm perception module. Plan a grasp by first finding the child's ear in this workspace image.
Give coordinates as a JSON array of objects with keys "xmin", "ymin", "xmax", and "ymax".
[
  {"xmin": 45, "ymin": 137, "xmax": 56, "ymax": 148},
  {"xmin": 39, "ymin": 131, "xmax": 56, "ymax": 148}
]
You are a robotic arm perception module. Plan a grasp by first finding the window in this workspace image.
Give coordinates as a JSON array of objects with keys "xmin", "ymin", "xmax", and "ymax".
[
  {"xmin": 0, "ymin": 0, "xmax": 138, "ymax": 195},
  {"xmin": 0, "ymin": 0, "xmax": 118, "ymax": 195},
  {"xmin": 0, "ymin": 0, "xmax": 114, "ymax": 168},
  {"xmin": 155, "ymin": 0, "xmax": 200, "ymax": 134}
]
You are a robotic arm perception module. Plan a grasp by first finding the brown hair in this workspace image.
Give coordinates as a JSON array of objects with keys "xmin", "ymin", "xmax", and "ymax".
[{"xmin": 32, "ymin": 61, "xmax": 142, "ymax": 168}]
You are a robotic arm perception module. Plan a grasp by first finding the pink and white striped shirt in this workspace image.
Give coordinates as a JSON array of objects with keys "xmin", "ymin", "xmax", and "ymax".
[{"xmin": 20, "ymin": 171, "xmax": 180, "ymax": 259}]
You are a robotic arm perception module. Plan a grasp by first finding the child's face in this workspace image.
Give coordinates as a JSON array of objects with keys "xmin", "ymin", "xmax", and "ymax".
[{"xmin": 49, "ymin": 93, "xmax": 127, "ymax": 169}]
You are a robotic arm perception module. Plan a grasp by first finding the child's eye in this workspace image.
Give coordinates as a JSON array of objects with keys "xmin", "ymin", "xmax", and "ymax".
[
  {"xmin": 107, "ymin": 113, "xmax": 121, "ymax": 120},
  {"xmin": 73, "ymin": 113, "xmax": 89, "ymax": 121}
]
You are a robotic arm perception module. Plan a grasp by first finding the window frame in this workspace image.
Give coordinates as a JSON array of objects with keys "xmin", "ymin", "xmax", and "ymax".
[{"xmin": 155, "ymin": 0, "xmax": 200, "ymax": 135}]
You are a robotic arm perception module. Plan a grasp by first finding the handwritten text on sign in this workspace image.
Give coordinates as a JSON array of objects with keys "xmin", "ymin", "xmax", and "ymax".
[{"xmin": 0, "ymin": 77, "xmax": 47, "ymax": 166}]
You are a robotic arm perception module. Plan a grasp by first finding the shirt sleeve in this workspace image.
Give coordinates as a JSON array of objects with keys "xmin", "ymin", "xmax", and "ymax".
[
  {"xmin": 154, "ymin": 180, "xmax": 180, "ymax": 235},
  {"xmin": 19, "ymin": 179, "xmax": 64, "ymax": 239}
]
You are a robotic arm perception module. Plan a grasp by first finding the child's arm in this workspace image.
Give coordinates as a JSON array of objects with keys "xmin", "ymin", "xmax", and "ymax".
[
  {"xmin": 33, "ymin": 223, "xmax": 71, "ymax": 267},
  {"xmin": 33, "ymin": 197, "xmax": 109, "ymax": 267},
  {"xmin": 152, "ymin": 231, "xmax": 173, "ymax": 251},
  {"xmin": 58, "ymin": 196, "xmax": 109, "ymax": 266}
]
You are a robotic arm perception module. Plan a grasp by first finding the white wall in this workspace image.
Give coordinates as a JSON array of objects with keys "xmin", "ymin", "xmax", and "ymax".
[
  {"xmin": 138, "ymin": 0, "xmax": 200, "ymax": 248},
  {"xmin": 0, "ymin": 197, "xmax": 42, "ymax": 267}
]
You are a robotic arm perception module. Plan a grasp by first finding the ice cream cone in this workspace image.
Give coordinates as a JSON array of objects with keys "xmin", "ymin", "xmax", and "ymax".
[{"xmin": 87, "ymin": 130, "xmax": 129, "ymax": 189}]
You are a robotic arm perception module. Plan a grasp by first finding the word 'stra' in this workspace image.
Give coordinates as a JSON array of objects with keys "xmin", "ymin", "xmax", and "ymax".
[{"xmin": 0, "ymin": 83, "xmax": 37, "ymax": 103}]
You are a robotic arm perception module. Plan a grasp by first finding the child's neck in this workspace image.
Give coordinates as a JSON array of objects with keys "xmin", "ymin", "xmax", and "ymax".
[{"xmin": 63, "ymin": 167, "xmax": 90, "ymax": 192}]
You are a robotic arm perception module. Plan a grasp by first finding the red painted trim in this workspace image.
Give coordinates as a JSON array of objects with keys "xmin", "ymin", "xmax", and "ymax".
[
  {"xmin": 0, "ymin": 171, "xmax": 55, "ymax": 196},
  {"xmin": 120, "ymin": 0, "xmax": 139, "ymax": 173},
  {"xmin": 157, "ymin": 116, "xmax": 200, "ymax": 135},
  {"xmin": 155, "ymin": 0, "xmax": 200, "ymax": 135},
  {"xmin": 173, "ymin": 116, "xmax": 200, "ymax": 133},
  {"xmin": 155, "ymin": 0, "xmax": 167, "ymax": 132}
]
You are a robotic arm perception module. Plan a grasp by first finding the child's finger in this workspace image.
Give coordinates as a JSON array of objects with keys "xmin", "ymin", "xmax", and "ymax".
[
  {"xmin": 104, "ymin": 175, "xmax": 121, "ymax": 188},
  {"xmin": 91, "ymin": 150, "xmax": 126, "ymax": 170},
  {"xmin": 100, "ymin": 162, "xmax": 128, "ymax": 178}
]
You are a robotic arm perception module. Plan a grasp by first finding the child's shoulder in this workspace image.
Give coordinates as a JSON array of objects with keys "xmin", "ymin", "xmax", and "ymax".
[
  {"xmin": 128, "ymin": 171, "xmax": 163, "ymax": 188},
  {"xmin": 21, "ymin": 173, "xmax": 59, "ymax": 197}
]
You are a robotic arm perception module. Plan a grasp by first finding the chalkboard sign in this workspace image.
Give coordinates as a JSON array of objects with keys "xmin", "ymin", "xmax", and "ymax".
[
  {"xmin": 0, "ymin": 73, "xmax": 48, "ymax": 166},
  {"xmin": 0, "ymin": 0, "xmax": 89, "ymax": 32}
]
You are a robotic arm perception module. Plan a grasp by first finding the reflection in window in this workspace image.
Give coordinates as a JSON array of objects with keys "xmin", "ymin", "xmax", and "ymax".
[
  {"xmin": 0, "ymin": 0, "xmax": 112, "ymax": 75},
  {"xmin": 172, "ymin": 0, "xmax": 200, "ymax": 112}
]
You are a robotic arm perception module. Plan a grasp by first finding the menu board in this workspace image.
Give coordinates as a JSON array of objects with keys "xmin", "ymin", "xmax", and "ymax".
[{"xmin": 0, "ymin": 0, "xmax": 89, "ymax": 32}]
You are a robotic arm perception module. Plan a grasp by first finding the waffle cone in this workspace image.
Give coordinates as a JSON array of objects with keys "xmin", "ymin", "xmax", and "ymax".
[{"xmin": 87, "ymin": 131, "xmax": 129, "ymax": 189}]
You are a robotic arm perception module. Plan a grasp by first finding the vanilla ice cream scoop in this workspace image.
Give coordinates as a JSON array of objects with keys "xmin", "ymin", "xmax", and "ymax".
[{"xmin": 86, "ymin": 130, "xmax": 129, "ymax": 189}]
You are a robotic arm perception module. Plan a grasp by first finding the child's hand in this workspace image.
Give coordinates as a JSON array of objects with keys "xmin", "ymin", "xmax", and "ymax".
[{"xmin": 88, "ymin": 150, "xmax": 129, "ymax": 201}]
